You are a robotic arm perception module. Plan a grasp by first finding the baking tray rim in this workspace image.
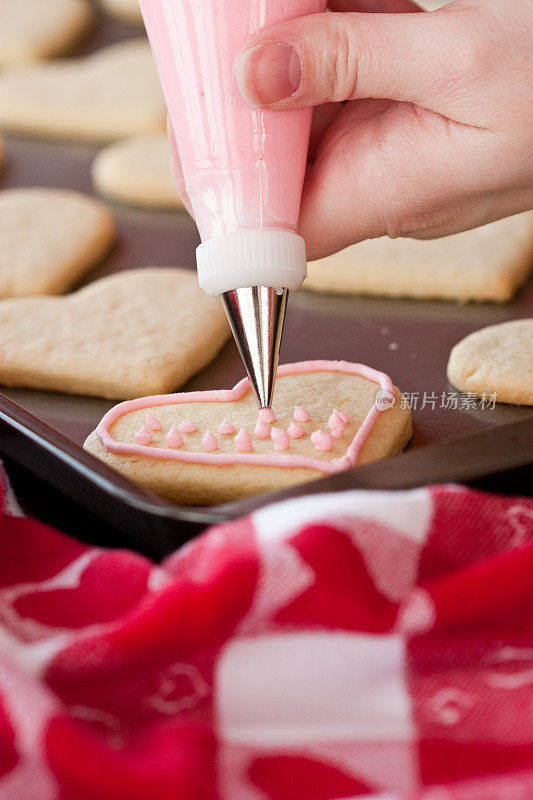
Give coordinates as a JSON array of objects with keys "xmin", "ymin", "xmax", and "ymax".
[{"xmin": 1, "ymin": 390, "xmax": 532, "ymax": 528}]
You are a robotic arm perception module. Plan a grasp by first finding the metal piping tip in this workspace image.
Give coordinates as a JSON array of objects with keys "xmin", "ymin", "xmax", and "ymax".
[{"xmin": 221, "ymin": 286, "xmax": 288, "ymax": 409}]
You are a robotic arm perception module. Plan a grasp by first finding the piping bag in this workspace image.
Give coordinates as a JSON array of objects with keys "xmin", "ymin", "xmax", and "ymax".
[{"xmin": 139, "ymin": 0, "xmax": 327, "ymax": 409}]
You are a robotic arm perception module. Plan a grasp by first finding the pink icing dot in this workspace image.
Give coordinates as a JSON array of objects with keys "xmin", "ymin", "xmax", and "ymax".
[
  {"xmin": 328, "ymin": 410, "xmax": 344, "ymax": 429},
  {"xmin": 165, "ymin": 426, "xmax": 183, "ymax": 448},
  {"xmin": 217, "ymin": 420, "xmax": 236, "ymax": 436},
  {"xmin": 258, "ymin": 407, "xmax": 275, "ymax": 424},
  {"xmin": 254, "ymin": 419, "xmax": 271, "ymax": 440},
  {"xmin": 235, "ymin": 428, "xmax": 252, "ymax": 452},
  {"xmin": 179, "ymin": 420, "xmax": 197, "ymax": 434},
  {"xmin": 134, "ymin": 426, "xmax": 153, "ymax": 446},
  {"xmin": 287, "ymin": 421, "xmax": 305, "ymax": 440},
  {"xmin": 202, "ymin": 431, "xmax": 218, "ymax": 452},
  {"xmin": 335, "ymin": 409, "xmax": 350, "ymax": 425},
  {"xmin": 311, "ymin": 429, "xmax": 334, "ymax": 452},
  {"xmin": 328, "ymin": 411, "xmax": 346, "ymax": 440},
  {"xmin": 294, "ymin": 406, "xmax": 311, "ymax": 423},
  {"xmin": 271, "ymin": 427, "xmax": 290, "ymax": 452},
  {"xmin": 145, "ymin": 414, "xmax": 162, "ymax": 431}
]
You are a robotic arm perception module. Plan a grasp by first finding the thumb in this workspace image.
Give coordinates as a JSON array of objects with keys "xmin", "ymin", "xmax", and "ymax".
[{"xmin": 234, "ymin": 7, "xmax": 476, "ymax": 114}]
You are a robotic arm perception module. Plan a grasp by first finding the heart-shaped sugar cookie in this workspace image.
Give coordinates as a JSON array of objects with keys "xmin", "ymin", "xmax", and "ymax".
[
  {"xmin": 92, "ymin": 134, "xmax": 183, "ymax": 210},
  {"xmin": 85, "ymin": 361, "xmax": 412, "ymax": 505},
  {"xmin": 0, "ymin": 188, "xmax": 115, "ymax": 297},
  {"xmin": 306, "ymin": 213, "xmax": 533, "ymax": 302},
  {"xmin": 0, "ymin": 0, "xmax": 92, "ymax": 66},
  {"xmin": 0, "ymin": 268, "xmax": 231, "ymax": 400},
  {"xmin": 0, "ymin": 39, "xmax": 166, "ymax": 141}
]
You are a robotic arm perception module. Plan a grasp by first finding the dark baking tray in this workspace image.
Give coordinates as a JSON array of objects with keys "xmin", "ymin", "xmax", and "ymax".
[{"xmin": 0, "ymin": 7, "xmax": 532, "ymax": 558}]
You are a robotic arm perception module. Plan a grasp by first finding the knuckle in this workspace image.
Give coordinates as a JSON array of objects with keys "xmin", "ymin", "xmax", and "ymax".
[
  {"xmin": 319, "ymin": 16, "xmax": 360, "ymax": 102},
  {"xmin": 452, "ymin": 7, "xmax": 505, "ymax": 84}
]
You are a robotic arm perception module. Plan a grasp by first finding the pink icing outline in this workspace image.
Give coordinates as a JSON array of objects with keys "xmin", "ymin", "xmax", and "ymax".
[{"xmin": 95, "ymin": 360, "xmax": 395, "ymax": 474}]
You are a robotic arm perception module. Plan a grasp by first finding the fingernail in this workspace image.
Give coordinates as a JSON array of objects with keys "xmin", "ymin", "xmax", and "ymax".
[{"xmin": 235, "ymin": 43, "xmax": 301, "ymax": 106}]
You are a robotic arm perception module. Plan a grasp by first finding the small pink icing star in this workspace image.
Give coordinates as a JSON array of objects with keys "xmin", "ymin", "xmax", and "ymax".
[
  {"xmin": 254, "ymin": 419, "xmax": 271, "ymax": 439},
  {"xmin": 134, "ymin": 426, "xmax": 153, "ymax": 446},
  {"xmin": 271, "ymin": 427, "xmax": 290, "ymax": 452},
  {"xmin": 202, "ymin": 431, "xmax": 218, "ymax": 451},
  {"xmin": 294, "ymin": 406, "xmax": 311, "ymax": 423},
  {"xmin": 287, "ymin": 421, "xmax": 305, "ymax": 440},
  {"xmin": 145, "ymin": 414, "xmax": 162, "ymax": 431},
  {"xmin": 328, "ymin": 410, "xmax": 346, "ymax": 439},
  {"xmin": 165, "ymin": 426, "xmax": 183, "ymax": 448},
  {"xmin": 258, "ymin": 407, "xmax": 275, "ymax": 424},
  {"xmin": 235, "ymin": 428, "xmax": 252, "ymax": 452},
  {"xmin": 217, "ymin": 420, "xmax": 236, "ymax": 436},
  {"xmin": 179, "ymin": 420, "xmax": 197, "ymax": 434},
  {"xmin": 335, "ymin": 409, "xmax": 350, "ymax": 425},
  {"xmin": 310, "ymin": 429, "xmax": 334, "ymax": 452}
]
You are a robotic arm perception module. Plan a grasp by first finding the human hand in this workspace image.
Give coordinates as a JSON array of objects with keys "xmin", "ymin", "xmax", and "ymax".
[{"xmin": 233, "ymin": 0, "xmax": 533, "ymax": 260}]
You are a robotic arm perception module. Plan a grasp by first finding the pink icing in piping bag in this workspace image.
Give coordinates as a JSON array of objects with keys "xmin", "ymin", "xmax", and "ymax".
[
  {"xmin": 287, "ymin": 421, "xmax": 306, "ymax": 440},
  {"xmin": 235, "ymin": 428, "xmax": 252, "ymax": 452},
  {"xmin": 294, "ymin": 406, "xmax": 311, "ymax": 423},
  {"xmin": 202, "ymin": 431, "xmax": 218, "ymax": 451},
  {"xmin": 258, "ymin": 408, "xmax": 275, "ymax": 424},
  {"xmin": 217, "ymin": 420, "xmax": 236, "ymax": 436},
  {"xmin": 254, "ymin": 419, "xmax": 271, "ymax": 440},
  {"xmin": 139, "ymin": 0, "xmax": 326, "ymax": 295},
  {"xmin": 165, "ymin": 426, "xmax": 183, "ymax": 448},
  {"xmin": 146, "ymin": 414, "xmax": 162, "ymax": 431},
  {"xmin": 134, "ymin": 426, "xmax": 153, "ymax": 446},
  {"xmin": 179, "ymin": 420, "xmax": 197, "ymax": 434},
  {"xmin": 311, "ymin": 430, "xmax": 334, "ymax": 452},
  {"xmin": 271, "ymin": 427, "xmax": 290, "ymax": 452},
  {"xmin": 138, "ymin": 1, "xmax": 328, "ymax": 409}
]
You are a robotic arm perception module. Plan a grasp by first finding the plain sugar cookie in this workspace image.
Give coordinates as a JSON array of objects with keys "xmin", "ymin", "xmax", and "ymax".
[
  {"xmin": 0, "ymin": 0, "xmax": 92, "ymax": 66},
  {"xmin": 100, "ymin": 0, "xmax": 143, "ymax": 24},
  {"xmin": 0, "ymin": 39, "xmax": 166, "ymax": 142},
  {"xmin": 84, "ymin": 361, "xmax": 413, "ymax": 505},
  {"xmin": 0, "ymin": 188, "xmax": 115, "ymax": 297},
  {"xmin": 447, "ymin": 319, "xmax": 533, "ymax": 405},
  {"xmin": 0, "ymin": 268, "xmax": 230, "ymax": 400},
  {"xmin": 92, "ymin": 134, "xmax": 184, "ymax": 210},
  {"xmin": 306, "ymin": 214, "xmax": 533, "ymax": 303}
]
